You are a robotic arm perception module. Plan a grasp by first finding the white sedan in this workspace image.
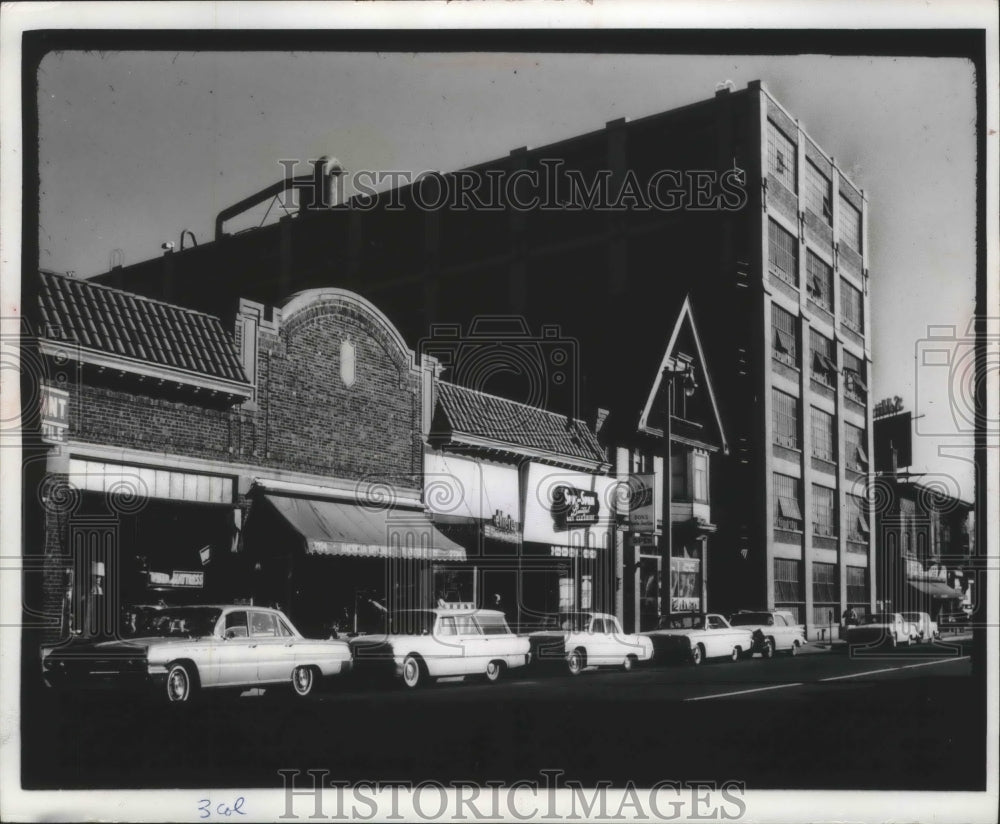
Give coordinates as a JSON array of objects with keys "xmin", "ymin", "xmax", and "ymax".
[
  {"xmin": 349, "ymin": 608, "xmax": 530, "ymax": 688},
  {"xmin": 900, "ymin": 611, "xmax": 940, "ymax": 642},
  {"xmin": 845, "ymin": 612, "xmax": 917, "ymax": 648},
  {"xmin": 728, "ymin": 610, "xmax": 807, "ymax": 657},
  {"xmin": 528, "ymin": 612, "xmax": 653, "ymax": 675},
  {"xmin": 642, "ymin": 612, "xmax": 755, "ymax": 665},
  {"xmin": 41, "ymin": 605, "xmax": 353, "ymax": 703}
]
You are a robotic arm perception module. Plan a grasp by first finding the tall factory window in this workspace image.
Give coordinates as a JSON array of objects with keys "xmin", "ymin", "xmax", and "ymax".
[
  {"xmin": 768, "ymin": 219, "xmax": 798, "ymax": 287},
  {"xmin": 774, "ymin": 559, "xmax": 803, "ymax": 623},
  {"xmin": 839, "ymin": 195, "xmax": 862, "ymax": 253},
  {"xmin": 772, "ymin": 389, "xmax": 799, "ymax": 449},
  {"xmin": 811, "ymin": 407, "xmax": 835, "ymax": 462},
  {"xmin": 844, "ymin": 423, "xmax": 869, "ymax": 473},
  {"xmin": 846, "ymin": 494, "xmax": 870, "ymax": 543},
  {"xmin": 810, "ymin": 328, "xmax": 837, "ymax": 386},
  {"xmin": 843, "ymin": 349, "xmax": 868, "ymax": 404},
  {"xmin": 847, "ymin": 566, "xmax": 869, "ymax": 621},
  {"xmin": 804, "ymin": 160, "xmax": 833, "ymax": 224},
  {"xmin": 772, "ymin": 303, "xmax": 798, "ymax": 367},
  {"xmin": 767, "ymin": 120, "xmax": 797, "ymax": 191},
  {"xmin": 773, "ymin": 473, "xmax": 803, "ymax": 531},
  {"xmin": 812, "ymin": 485, "xmax": 837, "ymax": 537},
  {"xmin": 806, "ymin": 252, "xmax": 833, "ymax": 310},
  {"xmin": 841, "ymin": 278, "xmax": 864, "ymax": 332},
  {"xmin": 812, "ymin": 562, "xmax": 839, "ymax": 627}
]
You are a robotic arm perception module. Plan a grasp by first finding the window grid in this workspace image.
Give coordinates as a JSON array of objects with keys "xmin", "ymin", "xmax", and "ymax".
[
  {"xmin": 768, "ymin": 219, "xmax": 798, "ymax": 287},
  {"xmin": 774, "ymin": 558, "xmax": 803, "ymax": 603},
  {"xmin": 839, "ymin": 195, "xmax": 862, "ymax": 253},
  {"xmin": 812, "ymin": 562, "xmax": 839, "ymax": 603},
  {"xmin": 843, "ymin": 349, "xmax": 867, "ymax": 404},
  {"xmin": 772, "ymin": 389, "xmax": 799, "ymax": 449},
  {"xmin": 806, "ymin": 252, "xmax": 833, "ymax": 310},
  {"xmin": 804, "ymin": 160, "xmax": 832, "ymax": 224},
  {"xmin": 771, "ymin": 303, "xmax": 798, "ymax": 367},
  {"xmin": 846, "ymin": 493, "xmax": 870, "ymax": 542},
  {"xmin": 810, "ymin": 328, "xmax": 836, "ymax": 386},
  {"xmin": 811, "ymin": 407, "xmax": 835, "ymax": 461},
  {"xmin": 812, "ymin": 485, "xmax": 837, "ymax": 537},
  {"xmin": 841, "ymin": 278, "xmax": 864, "ymax": 333},
  {"xmin": 767, "ymin": 120, "xmax": 797, "ymax": 191},
  {"xmin": 844, "ymin": 423, "xmax": 868, "ymax": 472},
  {"xmin": 847, "ymin": 566, "xmax": 868, "ymax": 604},
  {"xmin": 692, "ymin": 452, "xmax": 708, "ymax": 502},
  {"xmin": 773, "ymin": 472, "xmax": 803, "ymax": 530}
]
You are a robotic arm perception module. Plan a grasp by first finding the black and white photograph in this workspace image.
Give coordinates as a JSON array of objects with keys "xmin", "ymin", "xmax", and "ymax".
[{"xmin": 1, "ymin": 2, "xmax": 997, "ymax": 822}]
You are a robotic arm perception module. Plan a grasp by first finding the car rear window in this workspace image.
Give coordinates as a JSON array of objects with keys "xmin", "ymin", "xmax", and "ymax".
[
  {"xmin": 730, "ymin": 613, "xmax": 771, "ymax": 626},
  {"xmin": 475, "ymin": 614, "xmax": 511, "ymax": 636}
]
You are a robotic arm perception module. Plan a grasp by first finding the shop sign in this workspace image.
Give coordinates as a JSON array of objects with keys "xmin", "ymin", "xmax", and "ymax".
[
  {"xmin": 629, "ymin": 473, "xmax": 656, "ymax": 532},
  {"xmin": 149, "ymin": 570, "xmax": 204, "ymax": 589},
  {"xmin": 551, "ymin": 546, "xmax": 597, "ymax": 560},
  {"xmin": 482, "ymin": 509, "xmax": 521, "ymax": 544},
  {"xmin": 40, "ymin": 383, "xmax": 69, "ymax": 443},
  {"xmin": 631, "ymin": 533, "xmax": 659, "ymax": 547},
  {"xmin": 671, "ymin": 596, "xmax": 701, "ymax": 612},
  {"xmin": 552, "ymin": 485, "xmax": 600, "ymax": 528}
]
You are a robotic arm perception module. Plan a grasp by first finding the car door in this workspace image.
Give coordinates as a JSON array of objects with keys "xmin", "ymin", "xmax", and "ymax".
[
  {"xmin": 705, "ymin": 615, "xmax": 729, "ymax": 657},
  {"xmin": 454, "ymin": 613, "xmax": 486, "ymax": 674},
  {"xmin": 588, "ymin": 617, "xmax": 617, "ymax": 665},
  {"xmin": 432, "ymin": 615, "xmax": 465, "ymax": 676},
  {"xmin": 213, "ymin": 610, "xmax": 257, "ymax": 687},
  {"xmin": 251, "ymin": 610, "xmax": 290, "ymax": 684}
]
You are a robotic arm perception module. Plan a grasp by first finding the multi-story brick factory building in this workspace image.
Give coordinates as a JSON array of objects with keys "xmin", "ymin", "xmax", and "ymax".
[{"xmin": 88, "ymin": 80, "xmax": 874, "ymax": 638}]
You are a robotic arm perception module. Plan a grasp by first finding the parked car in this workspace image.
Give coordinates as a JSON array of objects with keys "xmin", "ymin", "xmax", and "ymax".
[
  {"xmin": 844, "ymin": 612, "xmax": 916, "ymax": 648},
  {"xmin": 642, "ymin": 612, "xmax": 755, "ymax": 665},
  {"xmin": 349, "ymin": 607, "xmax": 530, "ymax": 688},
  {"xmin": 528, "ymin": 611, "xmax": 653, "ymax": 675},
  {"xmin": 900, "ymin": 611, "xmax": 939, "ymax": 642},
  {"xmin": 41, "ymin": 605, "xmax": 353, "ymax": 703},
  {"xmin": 728, "ymin": 610, "xmax": 807, "ymax": 657}
]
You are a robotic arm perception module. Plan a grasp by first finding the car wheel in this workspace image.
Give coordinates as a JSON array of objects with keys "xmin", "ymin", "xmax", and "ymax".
[
  {"xmin": 763, "ymin": 638, "xmax": 775, "ymax": 659},
  {"xmin": 621, "ymin": 654, "xmax": 636, "ymax": 673},
  {"xmin": 484, "ymin": 660, "xmax": 504, "ymax": 683},
  {"xmin": 789, "ymin": 640, "xmax": 799, "ymax": 656},
  {"xmin": 166, "ymin": 662, "xmax": 197, "ymax": 704},
  {"xmin": 690, "ymin": 644, "xmax": 704, "ymax": 666},
  {"xmin": 730, "ymin": 646, "xmax": 742, "ymax": 663},
  {"xmin": 292, "ymin": 666, "xmax": 316, "ymax": 698},
  {"xmin": 889, "ymin": 635, "xmax": 898, "ymax": 649},
  {"xmin": 401, "ymin": 655, "xmax": 425, "ymax": 689},
  {"xmin": 567, "ymin": 649, "xmax": 585, "ymax": 676}
]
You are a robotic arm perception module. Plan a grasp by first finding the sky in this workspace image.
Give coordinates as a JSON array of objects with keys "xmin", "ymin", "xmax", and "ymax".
[{"xmin": 35, "ymin": 49, "xmax": 978, "ymax": 498}]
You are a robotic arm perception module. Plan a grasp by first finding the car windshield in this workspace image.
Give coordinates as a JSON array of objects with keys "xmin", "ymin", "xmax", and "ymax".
[
  {"xmin": 729, "ymin": 613, "xmax": 772, "ymax": 626},
  {"xmin": 559, "ymin": 613, "xmax": 591, "ymax": 632},
  {"xmin": 131, "ymin": 607, "xmax": 222, "ymax": 638},
  {"xmin": 657, "ymin": 614, "xmax": 704, "ymax": 630},
  {"xmin": 387, "ymin": 611, "xmax": 435, "ymax": 635}
]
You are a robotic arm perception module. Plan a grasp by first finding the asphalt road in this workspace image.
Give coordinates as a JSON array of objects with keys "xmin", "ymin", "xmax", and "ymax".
[{"xmin": 22, "ymin": 639, "xmax": 983, "ymax": 791}]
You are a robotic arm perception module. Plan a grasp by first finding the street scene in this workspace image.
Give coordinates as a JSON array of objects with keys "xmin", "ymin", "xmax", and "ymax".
[{"xmin": 2, "ymin": 5, "xmax": 996, "ymax": 824}]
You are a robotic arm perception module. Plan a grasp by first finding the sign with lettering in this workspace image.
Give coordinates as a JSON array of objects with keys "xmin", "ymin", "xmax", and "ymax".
[
  {"xmin": 483, "ymin": 510, "xmax": 521, "ymax": 543},
  {"xmin": 149, "ymin": 570, "xmax": 204, "ymax": 589},
  {"xmin": 39, "ymin": 383, "xmax": 69, "ymax": 443},
  {"xmin": 629, "ymin": 474, "xmax": 656, "ymax": 533},
  {"xmin": 671, "ymin": 596, "xmax": 701, "ymax": 612},
  {"xmin": 551, "ymin": 485, "xmax": 600, "ymax": 527}
]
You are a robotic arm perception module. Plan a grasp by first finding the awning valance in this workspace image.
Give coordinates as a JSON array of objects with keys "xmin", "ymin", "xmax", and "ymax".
[
  {"xmin": 263, "ymin": 494, "xmax": 466, "ymax": 560},
  {"xmin": 908, "ymin": 579, "xmax": 964, "ymax": 600}
]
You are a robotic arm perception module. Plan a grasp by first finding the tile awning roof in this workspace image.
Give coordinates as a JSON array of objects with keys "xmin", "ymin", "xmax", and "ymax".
[
  {"xmin": 38, "ymin": 270, "xmax": 248, "ymax": 384},
  {"xmin": 434, "ymin": 381, "xmax": 606, "ymax": 465}
]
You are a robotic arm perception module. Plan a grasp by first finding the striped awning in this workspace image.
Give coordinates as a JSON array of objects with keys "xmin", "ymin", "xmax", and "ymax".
[{"xmin": 263, "ymin": 495, "xmax": 466, "ymax": 560}]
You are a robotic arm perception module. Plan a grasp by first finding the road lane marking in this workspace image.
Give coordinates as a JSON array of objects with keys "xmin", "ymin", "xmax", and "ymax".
[
  {"xmin": 684, "ymin": 682, "xmax": 805, "ymax": 701},
  {"xmin": 684, "ymin": 655, "xmax": 970, "ymax": 701},
  {"xmin": 818, "ymin": 655, "xmax": 970, "ymax": 682}
]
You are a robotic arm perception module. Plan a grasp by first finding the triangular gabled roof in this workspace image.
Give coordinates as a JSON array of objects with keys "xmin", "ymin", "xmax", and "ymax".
[{"xmin": 637, "ymin": 295, "xmax": 728, "ymax": 453}]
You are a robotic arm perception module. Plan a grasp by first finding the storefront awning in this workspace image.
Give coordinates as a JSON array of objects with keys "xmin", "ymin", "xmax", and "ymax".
[
  {"xmin": 263, "ymin": 495, "xmax": 466, "ymax": 560},
  {"xmin": 908, "ymin": 579, "xmax": 964, "ymax": 599}
]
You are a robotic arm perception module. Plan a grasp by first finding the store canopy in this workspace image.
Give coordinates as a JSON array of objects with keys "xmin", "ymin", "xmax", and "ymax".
[
  {"xmin": 908, "ymin": 579, "xmax": 964, "ymax": 600},
  {"xmin": 263, "ymin": 495, "xmax": 466, "ymax": 560}
]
